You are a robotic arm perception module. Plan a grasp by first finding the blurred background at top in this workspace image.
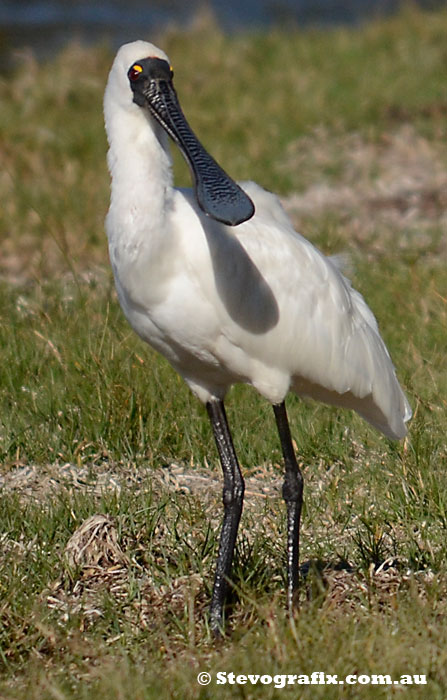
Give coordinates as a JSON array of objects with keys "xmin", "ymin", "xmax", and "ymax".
[{"xmin": 1, "ymin": 0, "xmax": 447, "ymax": 64}]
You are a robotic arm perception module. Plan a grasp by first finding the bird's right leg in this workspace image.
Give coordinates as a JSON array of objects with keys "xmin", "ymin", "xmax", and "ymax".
[
  {"xmin": 273, "ymin": 401, "xmax": 303, "ymax": 612},
  {"xmin": 206, "ymin": 399, "xmax": 245, "ymax": 636}
]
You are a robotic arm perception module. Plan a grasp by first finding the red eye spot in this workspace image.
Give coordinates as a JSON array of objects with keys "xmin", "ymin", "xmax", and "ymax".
[{"xmin": 128, "ymin": 64, "xmax": 143, "ymax": 81}]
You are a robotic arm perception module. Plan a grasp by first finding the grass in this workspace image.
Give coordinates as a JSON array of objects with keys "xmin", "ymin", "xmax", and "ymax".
[{"xmin": 0, "ymin": 6, "xmax": 447, "ymax": 698}]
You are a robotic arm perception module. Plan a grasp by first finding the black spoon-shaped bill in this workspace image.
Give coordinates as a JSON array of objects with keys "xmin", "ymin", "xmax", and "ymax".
[{"xmin": 131, "ymin": 69, "xmax": 255, "ymax": 227}]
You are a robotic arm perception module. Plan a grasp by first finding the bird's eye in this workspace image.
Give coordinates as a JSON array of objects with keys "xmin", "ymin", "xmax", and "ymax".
[
  {"xmin": 128, "ymin": 64, "xmax": 143, "ymax": 81},
  {"xmin": 170, "ymin": 65, "xmax": 174, "ymax": 78}
]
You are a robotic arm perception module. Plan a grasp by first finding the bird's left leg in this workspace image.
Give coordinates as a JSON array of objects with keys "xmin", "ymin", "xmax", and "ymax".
[
  {"xmin": 273, "ymin": 401, "xmax": 303, "ymax": 612},
  {"xmin": 206, "ymin": 399, "xmax": 245, "ymax": 635}
]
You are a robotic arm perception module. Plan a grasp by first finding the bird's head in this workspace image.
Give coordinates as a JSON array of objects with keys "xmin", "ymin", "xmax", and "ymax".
[
  {"xmin": 104, "ymin": 40, "xmax": 170, "ymax": 110},
  {"xmin": 104, "ymin": 40, "xmax": 255, "ymax": 227}
]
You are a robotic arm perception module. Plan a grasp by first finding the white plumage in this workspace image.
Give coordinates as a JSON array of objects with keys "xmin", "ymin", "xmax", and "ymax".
[
  {"xmin": 103, "ymin": 41, "xmax": 411, "ymax": 631},
  {"xmin": 104, "ymin": 40, "xmax": 410, "ymax": 440}
]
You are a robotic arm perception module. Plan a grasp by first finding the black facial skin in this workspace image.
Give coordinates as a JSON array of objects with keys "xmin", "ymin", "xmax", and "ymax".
[
  {"xmin": 127, "ymin": 57, "xmax": 255, "ymax": 227},
  {"xmin": 128, "ymin": 57, "xmax": 173, "ymax": 104}
]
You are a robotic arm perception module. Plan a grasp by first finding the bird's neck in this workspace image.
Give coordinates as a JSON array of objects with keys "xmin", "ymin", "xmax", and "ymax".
[{"xmin": 106, "ymin": 108, "xmax": 174, "ymax": 245}]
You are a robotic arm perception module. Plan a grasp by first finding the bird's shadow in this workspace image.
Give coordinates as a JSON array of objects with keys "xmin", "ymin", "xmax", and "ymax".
[
  {"xmin": 299, "ymin": 557, "xmax": 355, "ymax": 602},
  {"xmin": 220, "ymin": 557, "xmax": 357, "ymax": 626},
  {"xmin": 204, "ymin": 218, "xmax": 280, "ymax": 334}
]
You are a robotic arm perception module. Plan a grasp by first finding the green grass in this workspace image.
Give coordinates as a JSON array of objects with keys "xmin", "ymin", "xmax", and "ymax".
[{"xmin": 1, "ymin": 7, "xmax": 447, "ymax": 699}]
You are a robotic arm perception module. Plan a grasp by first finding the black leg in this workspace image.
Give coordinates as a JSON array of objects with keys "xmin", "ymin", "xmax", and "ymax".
[
  {"xmin": 273, "ymin": 401, "xmax": 304, "ymax": 612},
  {"xmin": 206, "ymin": 400, "xmax": 245, "ymax": 635}
]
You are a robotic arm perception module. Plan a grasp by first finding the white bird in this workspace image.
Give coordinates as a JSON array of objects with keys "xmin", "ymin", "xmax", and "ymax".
[{"xmin": 103, "ymin": 40, "xmax": 411, "ymax": 634}]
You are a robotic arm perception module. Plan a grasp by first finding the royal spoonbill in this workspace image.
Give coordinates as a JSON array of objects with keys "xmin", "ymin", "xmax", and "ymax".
[{"xmin": 103, "ymin": 40, "xmax": 411, "ymax": 634}]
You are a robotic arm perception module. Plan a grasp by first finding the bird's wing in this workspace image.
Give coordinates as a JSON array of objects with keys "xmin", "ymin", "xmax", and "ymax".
[{"xmin": 235, "ymin": 183, "xmax": 411, "ymax": 438}]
